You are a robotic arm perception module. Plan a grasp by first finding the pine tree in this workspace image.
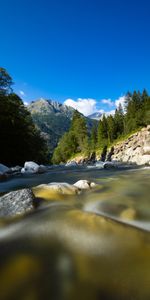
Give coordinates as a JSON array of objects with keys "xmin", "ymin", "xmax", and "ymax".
[
  {"xmin": 0, "ymin": 67, "xmax": 13, "ymax": 95},
  {"xmin": 90, "ymin": 123, "xmax": 97, "ymax": 150},
  {"xmin": 97, "ymin": 115, "xmax": 108, "ymax": 148},
  {"xmin": 107, "ymin": 115, "xmax": 116, "ymax": 143},
  {"xmin": 114, "ymin": 103, "xmax": 124, "ymax": 137},
  {"xmin": 142, "ymin": 89, "xmax": 150, "ymax": 125}
]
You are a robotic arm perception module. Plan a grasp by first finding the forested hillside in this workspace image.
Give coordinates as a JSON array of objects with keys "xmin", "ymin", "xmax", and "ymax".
[{"xmin": 52, "ymin": 90, "xmax": 150, "ymax": 163}]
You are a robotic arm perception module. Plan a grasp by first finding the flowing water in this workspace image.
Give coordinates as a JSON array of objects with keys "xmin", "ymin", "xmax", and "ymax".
[{"xmin": 0, "ymin": 166, "xmax": 150, "ymax": 300}]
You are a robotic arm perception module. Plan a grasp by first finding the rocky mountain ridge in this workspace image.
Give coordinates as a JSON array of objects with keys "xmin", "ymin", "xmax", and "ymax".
[
  {"xmin": 88, "ymin": 111, "xmax": 102, "ymax": 120},
  {"xmin": 28, "ymin": 98, "xmax": 96, "ymax": 153}
]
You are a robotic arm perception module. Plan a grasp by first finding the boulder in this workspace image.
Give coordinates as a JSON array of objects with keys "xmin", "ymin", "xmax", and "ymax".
[
  {"xmin": 21, "ymin": 161, "xmax": 47, "ymax": 174},
  {"xmin": 0, "ymin": 189, "xmax": 34, "ymax": 217},
  {"xmin": 74, "ymin": 180, "xmax": 96, "ymax": 190},
  {"xmin": 32, "ymin": 182, "xmax": 80, "ymax": 200},
  {"xmin": 103, "ymin": 161, "xmax": 117, "ymax": 169}
]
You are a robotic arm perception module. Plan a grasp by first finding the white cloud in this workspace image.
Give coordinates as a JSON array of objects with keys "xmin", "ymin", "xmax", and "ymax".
[
  {"xmin": 115, "ymin": 95, "xmax": 126, "ymax": 110},
  {"xmin": 64, "ymin": 98, "xmax": 97, "ymax": 116},
  {"xmin": 64, "ymin": 94, "xmax": 126, "ymax": 117},
  {"xmin": 101, "ymin": 98, "xmax": 114, "ymax": 107},
  {"xmin": 19, "ymin": 90, "xmax": 26, "ymax": 96}
]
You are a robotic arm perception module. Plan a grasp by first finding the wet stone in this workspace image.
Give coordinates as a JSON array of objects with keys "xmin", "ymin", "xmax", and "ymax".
[{"xmin": 0, "ymin": 189, "xmax": 34, "ymax": 217}]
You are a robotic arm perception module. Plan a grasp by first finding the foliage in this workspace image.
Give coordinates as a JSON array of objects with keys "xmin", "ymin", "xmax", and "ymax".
[
  {"xmin": 52, "ymin": 110, "xmax": 89, "ymax": 164},
  {"xmin": 0, "ymin": 68, "xmax": 49, "ymax": 166},
  {"xmin": 0, "ymin": 67, "xmax": 13, "ymax": 95}
]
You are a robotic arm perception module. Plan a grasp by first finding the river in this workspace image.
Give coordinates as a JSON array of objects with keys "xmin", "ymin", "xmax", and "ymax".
[{"xmin": 0, "ymin": 165, "xmax": 150, "ymax": 300}]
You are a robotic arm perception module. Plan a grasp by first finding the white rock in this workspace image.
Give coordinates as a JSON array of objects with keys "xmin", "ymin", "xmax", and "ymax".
[
  {"xmin": 24, "ymin": 161, "xmax": 39, "ymax": 173},
  {"xmin": 74, "ymin": 180, "xmax": 96, "ymax": 189},
  {"xmin": 22, "ymin": 161, "xmax": 47, "ymax": 174},
  {"xmin": 21, "ymin": 168, "xmax": 26, "ymax": 174}
]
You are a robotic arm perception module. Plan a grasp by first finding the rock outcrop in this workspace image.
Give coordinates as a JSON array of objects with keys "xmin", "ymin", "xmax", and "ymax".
[{"xmin": 111, "ymin": 125, "xmax": 150, "ymax": 165}]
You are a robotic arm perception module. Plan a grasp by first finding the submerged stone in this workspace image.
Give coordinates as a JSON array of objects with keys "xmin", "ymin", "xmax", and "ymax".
[
  {"xmin": 32, "ymin": 182, "xmax": 80, "ymax": 200},
  {"xmin": 120, "ymin": 207, "xmax": 137, "ymax": 220}
]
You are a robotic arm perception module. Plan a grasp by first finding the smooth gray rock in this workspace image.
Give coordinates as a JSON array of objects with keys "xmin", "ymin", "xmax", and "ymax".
[
  {"xmin": 24, "ymin": 161, "xmax": 39, "ymax": 173},
  {"xmin": 21, "ymin": 161, "xmax": 47, "ymax": 174},
  {"xmin": 103, "ymin": 161, "xmax": 118, "ymax": 169},
  {"xmin": 0, "ymin": 189, "xmax": 34, "ymax": 217}
]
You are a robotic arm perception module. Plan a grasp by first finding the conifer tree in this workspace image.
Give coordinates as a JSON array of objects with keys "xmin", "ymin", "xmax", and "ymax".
[{"xmin": 97, "ymin": 115, "xmax": 108, "ymax": 148}]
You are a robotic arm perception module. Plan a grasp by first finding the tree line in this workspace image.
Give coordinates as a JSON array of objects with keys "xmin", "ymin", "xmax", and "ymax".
[
  {"xmin": 52, "ymin": 90, "xmax": 150, "ymax": 164},
  {"xmin": 0, "ymin": 67, "xmax": 49, "ymax": 166}
]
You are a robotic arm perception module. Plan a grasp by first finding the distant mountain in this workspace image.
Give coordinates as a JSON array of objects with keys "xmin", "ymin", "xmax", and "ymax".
[
  {"xmin": 28, "ymin": 98, "xmax": 96, "ymax": 153},
  {"xmin": 88, "ymin": 112, "xmax": 102, "ymax": 120}
]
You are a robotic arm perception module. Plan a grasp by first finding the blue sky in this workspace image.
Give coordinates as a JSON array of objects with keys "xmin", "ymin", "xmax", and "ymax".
[{"xmin": 1, "ymin": 0, "xmax": 150, "ymax": 115}]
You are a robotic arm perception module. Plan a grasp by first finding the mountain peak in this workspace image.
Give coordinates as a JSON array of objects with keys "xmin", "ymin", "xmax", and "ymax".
[
  {"xmin": 28, "ymin": 98, "xmax": 96, "ymax": 153},
  {"xmin": 88, "ymin": 112, "xmax": 102, "ymax": 120},
  {"xmin": 29, "ymin": 98, "xmax": 75, "ymax": 115}
]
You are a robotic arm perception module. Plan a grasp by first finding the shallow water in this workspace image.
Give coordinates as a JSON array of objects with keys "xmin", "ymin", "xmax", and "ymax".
[{"xmin": 0, "ymin": 166, "xmax": 150, "ymax": 300}]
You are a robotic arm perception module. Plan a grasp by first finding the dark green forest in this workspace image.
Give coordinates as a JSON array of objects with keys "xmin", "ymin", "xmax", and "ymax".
[
  {"xmin": 52, "ymin": 90, "xmax": 150, "ymax": 164},
  {"xmin": 0, "ymin": 68, "xmax": 49, "ymax": 166}
]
